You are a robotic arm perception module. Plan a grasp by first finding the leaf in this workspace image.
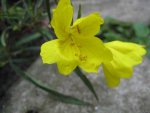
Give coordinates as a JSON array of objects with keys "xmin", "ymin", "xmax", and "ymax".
[
  {"xmin": 133, "ymin": 23, "xmax": 150, "ymax": 38},
  {"xmin": 104, "ymin": 32, "xmax": 125, "ymax": 41},
  {"xmin": 12, "ymin": 58, "xmax": 35, "ymax": 63},
  {"xmin": 10, "ymin": 63, "xmax": 91, "ymax": 105},
  {"xmin": 15, "ymin": 32, "xmax": 41, "ymax": 47},
  {"xmin": 0, "ymin": 30, "xmax": 7, "ymax": 47},
  {"xmin": 39, "ymin": 28, "xmax": 54, "ymax": 40},
  {"xmin": 1, "ymin": 0, "xmax": 8, "ymax": 15},
  {"xmin": 77, "ymin": 4, "xmax": 81, "ymax": 19},
  {"xmin": 20, "ymin": 46, "xmax": 40, "ymax": 51},
  {"xmin": 74, "ymin": 67, "xmax": 99, "ymax": 101},
  {"xmin": 146, "ymin": 47, "xmax": 150, "ymax": 58},
  {"xmin": 35, "ymin": 0, "xmax": 43, "ymax": 10},
  {"xmin": 34, "ymin": 0, "xmax": 43, "ymax": 15},
  {"xmin": 116, "ymin": 26, "xmax": 125, "ymax": 33},
  {"xmin": 54, "ymin": 0, "xmax": 58, "ymax": 4},
  {"xmin": 36, "ymin": 0, "xmax": 44, "ymax": 8},
  {"xmin": 46, "ymin": 0, "xmax": 51, "ymax": 22},
  {"xmin": 13, "ymin": 46, "xmax": 40, "ymax": 55},
  {"xmin": 22, "ymin": 0, "xmax": 33, "ymax": 16},
  {"xmin": 0, "ymin": 60, "xmax": 8, "ymax": 68}
]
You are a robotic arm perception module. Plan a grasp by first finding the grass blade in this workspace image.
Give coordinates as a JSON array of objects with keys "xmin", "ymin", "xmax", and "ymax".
[
  {"xmin": 15, "ymin": 32, "xmax": 41, "ymax": 47},
  {"xmin": 1, "ymin": 30, "xmax": 7, "ymax": 47},
  {"xmin": 75, "ymin": 67, "xmax": 99, "ymax": 101},
  {"xmin": 45, "ymin": 0, "xmax": 51, "ymax": 22},
  {"xmin": 38, "ymin": 28, "xmax": 54, "ymax": 40},
  {"xmin": 1, "ymin": 0, "xmax": 8, "ymax": 15},
  {"xmin": 77, "ymin": 4, "xmax": 81, "ymax": 19},
  {"xmin": 10, "ymin": 63, "xmax": 91, "ymax": 105}
]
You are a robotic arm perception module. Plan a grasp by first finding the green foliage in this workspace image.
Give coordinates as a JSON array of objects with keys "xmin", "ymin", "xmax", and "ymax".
[
  {"xmin": 15, "ymin": 32, "xmax": 41, "ymax": 47},
  {"xmin": 0, "ymin": 0, "xmax": 52, "ymax": 68},
  {"xmin": 133, "ymin": 23, "xmax": 150, "ymax": 38}
]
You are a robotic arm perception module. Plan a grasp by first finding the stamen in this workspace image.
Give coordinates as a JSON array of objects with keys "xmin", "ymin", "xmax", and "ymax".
[
  {"xmin": 77, "ymin": 25, "xmax": 80, "ymax": 33},
  {"xmin": 70, "ymin": 42, "xmax": 75, "ymax": 46},
  {"xmin": 80, "ymin": 55, "xmax": 87, "ymax": 61}
]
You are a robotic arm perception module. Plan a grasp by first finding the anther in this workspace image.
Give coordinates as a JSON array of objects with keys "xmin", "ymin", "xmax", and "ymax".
[{"xmin": 77, "ymin": 25, "xmax": 80, "ymax": 33}]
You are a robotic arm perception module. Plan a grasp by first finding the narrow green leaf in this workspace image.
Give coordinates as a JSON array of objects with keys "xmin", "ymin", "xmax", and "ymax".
[
  {"xmin": 36, "ymin": 0, "xmax": 44, "ymax": 8},
  {"xmin": 0, "ymin": 60, "xmax": 8, "ymax": 68},
  {"xmin": 20, "ymin": 46, "xmax": 40, "ymax": 51},
  {"xmin": 22, "ymin": 0, "xmax": 32, "ymax": 16},
  {"xmin": 10, "ymin": 63, "xmax": 91, "ymax": 105},
  {"xmin": 1, "ymin": 0, "xmax": 8, "ymax": 15},
  {"xmin": 77, "ymin": 4, "xmax": 81, "ymax": 19},
  {"xmin": 1, "ymin": 30, "xmax": 7, "ymax": 47},
  {"xmin": 54, "ymin": 0, "xmax": 58, "ymax": 4},
  {"xmin": 74, "ymin": 67, "xmax": 99, "ymax": 101},
  {"xmin": 0, "ymin": 28, "xmax": 10, "ymax": 47},
  {"xmin": 12, "ymin": 58, "xmax": 35, "ymax": 63},
  {"xmin": 13, "ymin": 46, "xmax": 40, "ymax": 55},
  {"xmin": 15, "ymin": 33, "xmax": 41, "ymax": 47},
  {"xmin": 46, "ymin": 0, "xmax": 51, "ymax": 23},
  {"xmin": 34, "ymin": 0, "xmax": 43, "ymax": 15},
  {"xmin": 104, "ymin": 32, "xmax": 125, "ymax": 41},
  {"xmin": 38, "ymin": 28, "xmax": 54, "ymax": 40}
]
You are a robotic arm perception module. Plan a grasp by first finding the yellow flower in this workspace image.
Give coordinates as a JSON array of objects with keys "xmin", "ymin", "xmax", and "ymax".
[
  {"xmin": 102, "ymin": 41, "xmax": 146, "ymax": 87},
  {"xmin": 40, "ymin": 0, "xmax": 112, "ymax": 75}
]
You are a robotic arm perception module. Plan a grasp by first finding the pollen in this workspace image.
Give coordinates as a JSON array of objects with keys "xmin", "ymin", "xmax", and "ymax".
[{"xmin": 80, "ymin": 55, "xmax": 87, "ymax": 61}]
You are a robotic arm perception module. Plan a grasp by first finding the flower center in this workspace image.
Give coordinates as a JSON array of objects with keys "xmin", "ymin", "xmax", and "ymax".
[{"xmin": 68, "ymin": 32, "xmax": 87, "ymax": 62}]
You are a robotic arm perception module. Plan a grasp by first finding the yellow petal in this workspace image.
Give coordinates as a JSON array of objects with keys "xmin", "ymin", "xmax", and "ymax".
[
  {"xmin": 56, "ymin": 38, "xmax": 79, "ymax": 75},
  {"xmin": 102, "ymin": 41, "xmax": 146, "ymax": 87},
  {"xmin": 103, "ymin": 64, "xmax": 121, "ymax": 87},
  {"xmin": 40, "ymin": 39, "xmax": 60, "ymax": 64},
  {"xmin": 103, "ymin": 48, "xmax": 133, "ymax": 87},
  {"xmin": 57, "ymin": 60, "xmax": 78, "ymax": 75},
  {"xmin": 72, "ymin": 12, "xmax": 104, "ymax": 38},
  {"xmin": 78, "ymin": 37, "xmax": 112, "ymax": 73},
  {"xmin": 58, "ymin": 38, "xmax": 80, "ymax": 61},
  {"xmin": 105, "ymin": 47, "xmax": 136, "ymax": 76},
  {"xmin": 51, "ymin": 0, "xmax": 73, "ymax": 39},
  {"xmin": 105, "ymin": 41, "xmax": 146, "ymax": 65}
]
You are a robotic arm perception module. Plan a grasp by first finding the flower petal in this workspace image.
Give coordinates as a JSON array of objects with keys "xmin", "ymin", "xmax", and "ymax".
[
  {"xmin": 105, "ymin": 41, "xmax": 146, "ymax": 65},
  {"xmin": 103, "ymin": 64, "xmax": 121, "ymax": 87},
  {"xmin": 51, "ymin": 0, "xmax": 73, "ymax": 39},
  {"xmin": 72, "ymin": 12, "xmax": 104, "ymax": 37},
  {"xmin": 102, "ymin": 48, "xmax": 133, "ymax": 87},
  {"xmin": 58, "ymin": 38, "xmax": 80, "ymax": 61},
  {"xmin": 78, "ymin": 37, "xmax": 112, "ymax": 73},
  {"xmin": 57, "ymin": 60, "xmax": 78, "ymax": 75},
  {"xmin": 102, "ymin": 41, "xmax": 146, "ymax": 87},
  {"xmin": 40, "ymin": 39, "xmax": 60, "ymax": 64}
]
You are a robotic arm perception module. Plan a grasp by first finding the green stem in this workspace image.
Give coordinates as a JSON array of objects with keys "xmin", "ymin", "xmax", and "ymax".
[
  {"xmin": 54, "ymin": 0, "xmax": 58, "ymax": 4},
  {"xmin": 75, "ymin": 67, "xmax": 99, "ymax": 101},
  {"xmin": 46, "ymin": 0, "xmax": 51, "ymax": 23}
]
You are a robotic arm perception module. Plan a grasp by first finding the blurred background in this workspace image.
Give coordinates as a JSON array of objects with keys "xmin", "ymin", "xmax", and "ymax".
[{"xmin": 0, "ymin": 0, "xmax": 150, "ymax": 113}]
